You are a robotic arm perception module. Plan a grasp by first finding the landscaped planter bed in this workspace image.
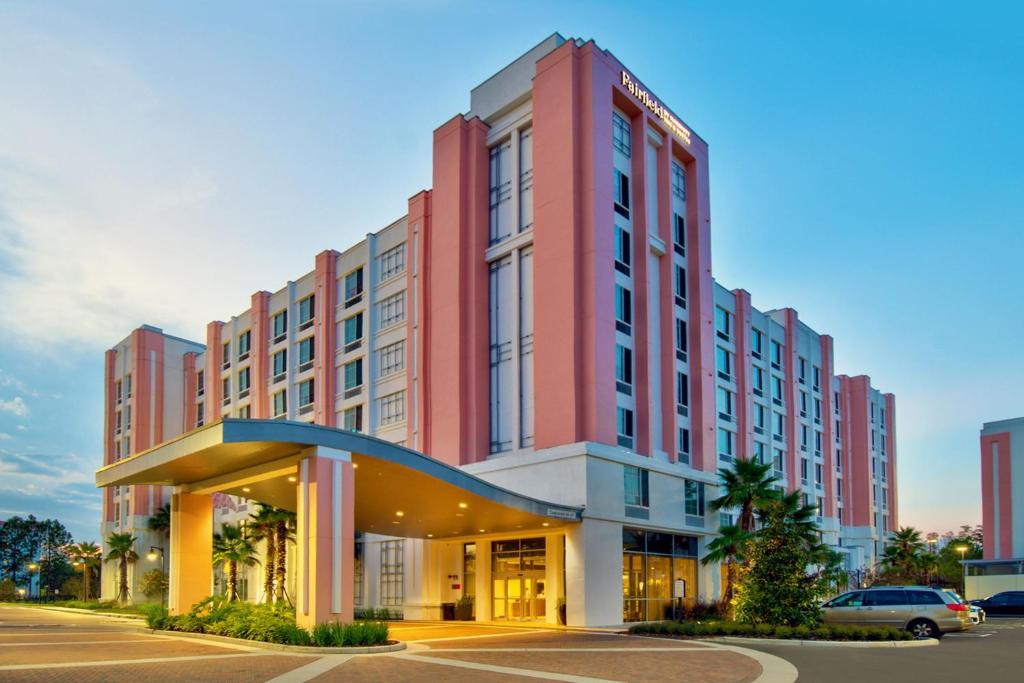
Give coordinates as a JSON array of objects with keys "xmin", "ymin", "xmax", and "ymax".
[{"xmin": 629, "ymin": 620, "xmax": 914, "ymax": 642}]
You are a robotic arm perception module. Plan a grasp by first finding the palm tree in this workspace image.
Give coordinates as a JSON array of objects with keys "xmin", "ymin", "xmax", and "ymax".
[
  {"xmin": 68, "ymin": 542, "xmax": 102, "ymax": 601},
  {"xmin": 147, "ymin": 503, "xmax": 171, "ymax": 539},
  {"xmin": 879, "ymin": 527, "xmax": 927, "ymax": 583},
  {"xmin": 105, "ymin": 533, "xmax": 138, "ymax": 603},
  {"xmin": 248, "ymin": 505, "xmax": 278, "ymax": 603},
  {"xmin": 709, "ymin": 457, "xmax": 777, "ymax": 532},
  {"xmin": 755, "ymin": 489, "xmax": 821, "ymax": 550},
  {"xmin": 702, "ymin": 524, "xmax": 751, "ymax": 611},
  {"xmin": 212, "ymin": 523, "xmax": 259, "ymax": 602},
  {"xmin": 272, "ymin": 509, "xmax": 296, "ymax": 603}
]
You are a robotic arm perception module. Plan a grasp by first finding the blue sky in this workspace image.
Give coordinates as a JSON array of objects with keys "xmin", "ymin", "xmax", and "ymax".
[{"xmin": 0, "ymin": 1, "xmax": 1021, "ymax": 542}]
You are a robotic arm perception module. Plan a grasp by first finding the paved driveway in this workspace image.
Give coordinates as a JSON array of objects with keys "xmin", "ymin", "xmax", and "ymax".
[{"xmin": 0, "ymin": 608, "xmax": 785, "ymax": 682}]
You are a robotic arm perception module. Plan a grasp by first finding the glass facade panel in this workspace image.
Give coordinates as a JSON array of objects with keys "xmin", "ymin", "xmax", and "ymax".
[{"xmin": 622, "ymin": 528, "xmax": 701, "ymax": 621}]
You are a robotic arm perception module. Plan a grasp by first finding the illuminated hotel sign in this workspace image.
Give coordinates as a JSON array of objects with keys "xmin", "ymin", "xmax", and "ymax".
[{"xmin": 620, "ymin": 71, "xmax": 692, "ymax": 146}]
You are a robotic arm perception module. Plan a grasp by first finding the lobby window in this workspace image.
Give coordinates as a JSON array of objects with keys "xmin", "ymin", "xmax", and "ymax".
[
  {"xmin": 197, "ymin": 370, "xmax": 205, "ymax": 397},
  {"xmin": 343, "ymin": 405, "xmax": 363, "ymax": 433},
  {"xmin": 238, "ymin": 367, "xmax": 251, "ymax": 399},
  {"xmin": 615, "ymin": 285, "xmax": 632, "ymax": 334},
  {"xmin": 298, "ymin": 337, "xmax": 315, "ymax": 373},
  {"xmin": 771, "ymin": 376, "xmax": 784, "ymax": 406},
  {"xmin": 379, "ymin": 391, "xmax": 405, "ymax": 426},
  {"xmin": 622, "ymin": 528, "xmax": 699, "ymax": 622},
  {"xmin": 717, "ymin": 427, "xmax": 734, "ymax": 460},
  {"xmin": 343, "ymin": 359, "xmax": 363, "ymax": 396},
  {"xmin": 753, "ymin": 367, "xmax": 765, "ymax": 396},
  {"xmin": 717, "ymin": 387, "xmax": 734, "ymax": 421},
  {"xmin": 519, "ymin": 127, "xmax": 534, "ymax": 232},
  {"xmin": 675, "ymin": 318, "xmax": 687, "ymax": 360},
  {"xmin": 617, "ymin": 407, "xmax": 634, "ymax": 449},
  {"xmin": 671, "ymin": 160, "xmax": 686, "ymax": 200},
  {"xmin": 298, "ymin": 379, "xmax": 314, "ymax": 414},
  {"xmin": 615, "ymin": 344, "xmax": 633, "ymax": 395},
  {"xmin": 678, "ymin": 427, "xmax": 690, "ymax": 463},
  {"xmin": 343, "ymin": 313, "xmax": 363, "ymax": 352},
  {"xmin": 238, "ymin": 330, "xmax": 251, "ymax": 361},
  {"xmin": 676, "ymin": 372, "xmax": 689, "ymax": 414},
  {"xmin": 222, "ymin": 341, "xmax": 231, "ymax": 369},
  {"xmin": 272, "ymin": 350, "xmax": 287, "ymax": 383},
  {"xmin": 613, "ymin": 169, "xmax": 630, "ymax": 218},
  {"xmin": 716, "ymin": 346, "xmax": 732, "ymax": 380},
  {"xmin": 489, "ymin": 139, "xmax": 513, "ymax": 245},
  {"xmin": 272, "ymin": 309, "xmax": 287, "ymax": 343},
  {"xmin": 715, "ymin": 307, "xmax": 732, "ymax": 341},
  {"xmin": 298, "ymin": 294, "xmax": 315, "ymax": 330},
  {"xmin": 674, "ymin": 265, "xmax": 687, "ymax": 307},
  {"xmin": 624, "ymin": 465, "xmax": 649, "ymax": 508},
  {"xmin": 612, "ymin": 112, "xmax": 631, "ymax": 157},
  {"xmin": 684, "ymin": 480, "xmax": 705, "ymax": 517},
  {"xmin": 378, "ymin": 243, "xmax": 406, "ymax": 282},
  {"xmin": 344, "ymin": 268, "xmax": 364, "ymax": 307},
  {"xmin": 378, "ymin": 291, "xmax": 406, "ymax": 329},
  {"xmin": 379, "ymin": 540, "xmax": 404, "ymax": 607},
  {"xmin": 614, "ymin": 226, "xmax": 631, "ymax": 275},
  {"xmin": 222, "ymin": 377, "xmax": 231, "ymax": 405},
  {"xmin": 751, "ymin": 328, "xmax": 764, "ymax": 358},
  {"xmin": 673, "ymin": 214, "xmax": 685, "ymax": 256},
  {"xmin": 272, "ymin": 390, "xmax": 287, "ymax": 417},
  {"xmin": 379, "ymin": 340, "xmax": 405, "ymax": 377},
  {"xmin": 770, "ymin": 340, "xmax": 783, "ymax": 370},
  {"xmin": 353, "ymin": 537, "xmax": 364, "ymax": 607}
]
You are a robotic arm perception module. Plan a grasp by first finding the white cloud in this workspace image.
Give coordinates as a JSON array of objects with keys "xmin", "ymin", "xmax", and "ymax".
[
  {"xmin": 0, "ymin": 397, "xmax": 29, "ymax": 417},
  {"xmin": 16, "ymin": 425, "xmax": 27, "ymax": 432},
  {"xmin": 0, "ymin": 432, "xmax": 11, "ymax": 440}
]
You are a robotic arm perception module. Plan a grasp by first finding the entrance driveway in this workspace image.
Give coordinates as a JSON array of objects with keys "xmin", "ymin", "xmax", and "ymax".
[{"xmin": 0, "ymin": 607, "xmax": 786, "ymax": 682}]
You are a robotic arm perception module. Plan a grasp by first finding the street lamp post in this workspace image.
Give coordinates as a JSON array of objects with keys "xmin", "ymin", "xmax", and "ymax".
[
  {"xmin": 147, "ymin": 546, "xmax": 166, "ymax": 606},
  {"xmin": 27, "ymin": 563, "xmax": 39, "ymax": 600},
  {"xmin": 957, "ymin": 545, "xmax": 968, "ymax": 598}
]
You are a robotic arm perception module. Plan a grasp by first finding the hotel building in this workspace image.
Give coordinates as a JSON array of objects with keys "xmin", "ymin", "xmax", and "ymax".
[{"xmin": 99, "ymin": 34, "xmax": 898, "ymax": 625}]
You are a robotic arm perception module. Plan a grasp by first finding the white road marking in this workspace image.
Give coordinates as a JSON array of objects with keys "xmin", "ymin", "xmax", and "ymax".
[
  {"xmin": 700, "ymin": 641, "xmax": 799, "ymax": 683},
  {"xmin": 395, "ymin": 652, "xmax": 621, "ymax": 682},
  {"xmin": 0, "ymin": 639, "xmax": 156, "ymax": 647},
  {"xmin": 421, "ymin": 646, "xmax": 717, "ymax": 652},
  {"xmin": 409, "ymin": 629, "xmax": 554, "ymax": 643},
  {"xmin": 262, "ymin": 655, "xmax": 353, "ymax": 682},
  {"xmin": 0, "ymin": 652, "xmax": 272, "ymax": 671}
]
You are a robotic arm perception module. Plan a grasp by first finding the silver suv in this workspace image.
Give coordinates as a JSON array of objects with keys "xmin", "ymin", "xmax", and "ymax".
[{"xmin": 821, "ymin": 586, "xmax": 972, "ymax": 638}]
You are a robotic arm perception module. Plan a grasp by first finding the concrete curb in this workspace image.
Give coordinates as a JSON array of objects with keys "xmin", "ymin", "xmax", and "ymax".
[
  {"xmin": 17, "ymin": 605, "xmax": 145, "ymax": 623},
  {"xmin": 708, "ymin": 635, "xmax": 939, "ymax": 648},
  {"xmin": 153, "ymin": 629, "xmax": 407, "ymax": 654}
]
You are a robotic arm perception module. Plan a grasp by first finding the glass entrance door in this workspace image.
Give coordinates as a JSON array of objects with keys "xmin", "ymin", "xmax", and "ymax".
[{"xmin": 492, "ymin": 573, "xmax": 546, "ymax": 621}]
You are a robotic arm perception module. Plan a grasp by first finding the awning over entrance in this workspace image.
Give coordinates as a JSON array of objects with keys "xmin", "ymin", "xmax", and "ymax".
[{"xmin": 95, "ymin": 419, "xmax": 582, "ymax": 538}]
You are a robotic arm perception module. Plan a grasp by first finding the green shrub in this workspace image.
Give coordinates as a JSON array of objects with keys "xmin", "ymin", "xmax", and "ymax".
[
  {"xmin": 139, "ymin": 603, "xmax": 169, "ymax": 630},
  {"xmin": 773, "ymin": 625, "xmax": 794, "ymax": 639},
  {"xmin": 754, "ymin": 623, "xmax": 774, "ymax": 637}
]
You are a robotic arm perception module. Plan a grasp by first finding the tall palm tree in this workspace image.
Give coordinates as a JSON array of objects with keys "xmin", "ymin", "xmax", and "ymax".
[
  {"xmin": 248, "ymin": 505, "xmax": 278, "ymax": 603},
  {"xmin": 212, "ymin": 523, "xmax": 259, "ymax": 602},
  {"xmin": 755, "ymin": 489, "xmax": 821, "ymax": 550},
  {"xmin": 702, "ymin": 524, "xmax": 751, "ymax": 610},
  {"xmin": 880, "ymin": 526, "xmax": 927, "ymax": 582},
  {"xmin": 105, "ymin": 532, "xmax": 138, "ymax": 603},
  {"xmin": 68, "ymin": 542, "xmax": 102, "ymax": 602},
  {"xmin": 147, "ymin": 503, "xmax": 171, "ymax": 539},
  {"xmin": 710, "ymin": 457, "xmax": 777, "ymax": 532},
  {"xmin": 272, "ymin": 508, "xmax": 296, "ymax": 603}
]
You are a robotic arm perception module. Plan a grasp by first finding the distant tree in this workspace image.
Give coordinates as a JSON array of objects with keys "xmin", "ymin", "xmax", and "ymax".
[
  {"xmin": 212, "ymin": 524, "xmax": 259, "ymax": 602},
  {"xmin": 0, "ymin": 516, "xmax": 41, "ymax": 584},
  {"xmin": 68, "ymin": 542, "xmax": 103, "ymax": 601},
  {"xmin": 105, "ymin": 532, "xmax": 139, "ymax": 603}
]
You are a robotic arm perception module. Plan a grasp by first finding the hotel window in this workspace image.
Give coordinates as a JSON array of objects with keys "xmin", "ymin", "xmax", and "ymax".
[
  {"xmin": 771, "ymin": 376, "xmax": 784, "ymax": 406},
  {"xmin": 674, "ymin": 265, "xmax": 687, "ymax": 307},
  {"xmin": 378, "ymin": 291, "xmax": 405, "ymax": 329},
  {"xmin": 673, "ymin": 214, "xmax": 686, "ymax": 256},
  {"xmin": 222, "ymin": 341, "xmax": 231, "ymax": 369},
  {"xmin": 379, "ymin": 340, "xmax": 405, "ymax": 377},
  {"xmin": 754, "ymin": 441, "xmax": 767, "ymax": 464},
  {"xmin": 871, "ymin": 430, "xmax": 876, "ymax": 449},
  {"xmin": 798, "ymin": 357, "xmax": 807, "ymax": 384},
  {"xmin": 751, "ymin": 329, "xmax": 764, "ymax": 358},
  {"xmin": 675, "ymin": 318, "xmax": 687, "ymax": 359},
  {"xmin": 815, "ymin": 463, "xmax": 823, "ymax": 486},
  {"xmin": 774, "ymin": 413, "xmax": 785, "ymax": 439},
  {"xmin": 238, "ymin": 330, "xmax": 251, "ymax": 361},
  {"xmin": 880, "ymin": 407, "xmax": 886, "ymax": 429},
  {"xmin": 684, "ymin": 480, "xmax": 705, "ymax": 517},
  {"xmin": 770, "ymin": 340, "xmax": 783, "ymax": 370},
  {"xmin": 718, "ymin": 428, "xmax": 734, "ymax": 459},
  {"xmin": 489, "ymin": 139, "xmax": 513, "ymax": 244},
  {"xmin": 755, "ymin": 404, "xmax": 766, "ymax": 432},
  {"xmin": 815, "ymin": 430, "xmax": 822, "ymax": 454},
  {"xmin": 489, "ymin": 256, "xmax": 514, "ymax": 454},
  {"xmin": 834, "ymin": 391, "xmax": 841, "ymax": 415},
  {"xmin": 343, "ymin": 405, "xmax": 363, "ymax": 433},
  {"xmin": 238, "ymin": 367, "xmax": 251, "ymax": 398},
  {"xmin": 298, "ymin": 378, "xmax": 314, "ymax": 412},
  {"xmin": 615, "ymin": 344, "xmax": 633, "ymax": 395},
  {"xmin": 613, "ymin": 169, "xmax": 630, "ymax": 218},
  {"xmin": 379, "ymin": 540, "xmax": 404, "ymax": 607},
  {"xmin": 752, "ymin": 367, "xmax": 764, "ymax": 396},
  {"xmin": 800, "ymin": 425, "xmax": 809, "ymax": 450},
  {"xmin": 115, "ymin": 379, "xmax": 123, "ymax": 404},
  {"xmin": 612, "ymin": 111, "xmax": 631, "ymax": 157},
  {"xmin": 115, "ymin": 409, "xmax": 122, "ymax": 433},
  {"xmin": 344, "ymin": 268, "xmax": 364, "ymax": 307},
  {"xmin": 343, "ymin": 359, "xmax": 363, "ymax": 394},
  {"xmin": 622, "ymin": 528, "xmax": 699, "ymax": 622},
  {"xmin": 343, "ymin": 313, "xmax": 363, "ymax": 351},
  {"xmin": 813, "ymin": 398, "xmax": 822, "ymax": 423},
  {"xmin": 519, "ymin": 127, "xmax": 534, "ymax": 232},
  {"xmin": 671, "ymin": 160, "xmax": 686, "ymax": 200},
  {"xmin": 298, "ymin": 337, "xmax": 315, "ymax": 373},
  {"xmin": 800, "ymin": 391, "xmax": 808, "ymax": 417},
  {"xmin": 614, "ymin": 226, "xmax": 631, "ymax": 275},
  {"xmin": 716, "ymin": 346, "xmax": 732, "ymax": 380},
  {"xmin": 298, "ymin": 294, "xmax": 315, "ymax": 330},
  {"xmin": 222, "ymin": 377, "xmax": 231, "ymax": 405},
  {"xmin": 272, "ymin": 349, "xmax": 287, "ymax": 383},
  {"xmin": 624, "ymin": 465, "xmax": 649, "ymax": 508},
  {"xmin": 238, "ymin": 404, "xmax": 251, "ymax": 419},
  {"xmin": 615, "ymin": 285, "xmax": 632, "ymax": 334},
  {"xmin": 378, "ymin": 243, "xmax": 406, "ymax": 281},
  {"xmin": 197, "ymin": 370, "xmax": 205, "ymax": 397},
  {"xmin": 617, "ymin": 407, "xmax": 634, "ymax": 449},
  {"xmin": 801, "ymin": 458, "xmax": 809, "ymax": 482},
  {"xmin": 812, "ymin": 365, "xmax": 821, "ymax": 391},
  {"xmin": 272, "ymin": 309, "xmax": 287, "ymax": 343},
  {"xmin": 678, "ymin": 427, "xmax": 690, "ymax": 462},
  {"xmin": 715, "ymin": 306, "xmax": 732, "ymax": 341},
  {"xmin": 124, "ymin": 405, "xmax": 131, "ymax": 430},
  {"xmin": 676, "ymin": 372, "xmax": 689, "ymax": 413},
  {"xmin": 870, "ymin": 402, "xmax": 876, "ymax": 423},
  {"xmin": 774, "ymin": 448, "xmax": 785, "ymax": 472},
  {"xmin": 379, "ymin": 391, "xmax": 405, "ymax": 426},
  {"xmin": 272, "ymin": 389, "xmax": 286, "ymax": 417},
  {"xmin": 196, "ymin": 403, "xmax": 204, "ymax": 428},
  {"xmin": 717, "ymin": 387, "xmax": 734, "ymax": 421},
  {"xmin": 124, "ymin": 374, "xmax": 132, "ymax": 398}
]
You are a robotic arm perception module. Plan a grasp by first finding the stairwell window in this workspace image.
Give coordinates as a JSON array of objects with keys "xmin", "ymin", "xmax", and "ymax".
[
  {"xmin": 672, "ymin": 213, "xmax": 686, "ymax": 256},
  {"xmin": 379, "ymin": 340, "xmax": 405, "ymax": 377},
  {"xmin": 614, "ymin": 169, "xmax": 630, "ymax": 218},
  {"xmin": 612, "ymin": 112, "xmax": 631, "ymax": 157},
  {"xmin": 379, "ymin": 391, "xmax": 406, "ymax": 426},
  {"xmin": 675, "ymin": 318, "xmax": 687, "ymax": 361},
  {"xmin": 614, "ymin": 226, "xmax": 631, "ymax": 275},
  {"xmin": 678, "ymin": 427, "xmax": 691, "ymax": 463},
  {"xmin": 378, "ymin": 291, "xmax": 406, "ymax": 329},
  {"xmin": 615, "ymin": 344, "xmax": 633, "ymax": 395},
  {"xmin": 677, "ymin": 372, "xmax": 689, "ymax": 415},
  {"xmin": 615, "ymin": 285, "xmax": 632, "ymax": 335},
  {"xmin": 489, "ymin": 140, "xmax": 513, "ymax": 245},
  {"xmin": 674, "ymin": 265, "xmax": 687, "ymax": 308},
  {"xmin": 378, "ymin": 243, "xmax": 406, "ymax": 281}
]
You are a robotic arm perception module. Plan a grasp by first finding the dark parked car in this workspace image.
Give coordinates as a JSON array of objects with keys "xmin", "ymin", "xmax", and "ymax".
[{"xmin": 969, "ymin": 591, "xmax": 1024, "ymax": 616}]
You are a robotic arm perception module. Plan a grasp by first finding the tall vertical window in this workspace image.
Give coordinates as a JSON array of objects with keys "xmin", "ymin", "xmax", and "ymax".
[
  {"xmin": 379, "ymin": 391, "xmax": 406, "ymax": 426},
  {"xmin": 222, "ymin": 377, "xmax": 231, "ymax": 405},
  {"xmin": 196, "ymin": 402, "xmax": 204, "ymax": 428},
  {"xmin": 774, "ymin": 413, "xmax": 785, "ymax": 438},
  {"xmin": 344, "ymin": 268, "xmax": 364, "ymax": 306},
  {"xmin": 238, "ymin": 367, "xmax": 251, "ymax": 397},
  {"xmin": 716, "ymin": 347, "xmax": 732, "ymax": 380},
  {"xmin": 617, "ymin": 407, "xmax": 634, "ymax": 449},
  {"xmin": 238, "ymin": 330, "xmax": 251, "ymax": 360},
  {"xmin": 673, "ymin": 214, "xmax": 685, "ymax": 255},
  {"xmin": 298, "ymin": 337, "xmax": 315, "ymax": 372},
  {"xmin": 684, "ymin": 480, "xmax": 705, "ymax": 517},
  {"xmin": 489, "ymin": 257, "xmax": 514, "ymax": 454},
  {"xmin": 489, "ymin": 139, "xmax": 513, "ymax": 244},
  {"xmin": 343, "ymin": 405, "xmax": 363, "ymax": 433},
  {"xmin": 272, "ymin": 390, "xmax": 287, "ymax": 417},
  {"xmin": 671, "ymin": 160, "xmax": 686, "ymax": 200},
  {"xmin": 196, "ymin": 371, "xmax": 205, "ymax": 397},
  {"xmin": 677, "ymin": 371, "xmax": 689, "ymax": 412},
  {"xmin": 298, "ymin": 295, "xmax": 315, "ymax": 329},
  {"xmin": 798, "ymin": 357, "xmax": 807, "ymax": 383},
  {"xmin": 751, "ymin": 329, "xmax": 764, "ymax": 358},
  {"xmin": 717, "ymin": 428, "xmax": 734, "ymax": 458},
  {"xmin": 343, "ymin": 359, "xmax": 363, "ymax": 391},
  {"xmin": 379, "ymin": 340, "xmax": 405, "ymax": 377},
  {"xmin": 753, "ymin": 367, "xmax": 765, "ymax": 395},
  {"xmin": 678, "ymin": 427, "xmax": 691, "ymax": 461},
  {"xmin": 674, "ymin": 265, "xmax": 686, "ymax": 306},
  {"xmin": 623, "ymin": 465, "xmax": 649, "ymax": 507},
  {"xmin": 613, "ymin": 169, "xmax": 630, "ymax": 217},
  {"xmin": 770, "ymin": 340, "xmax": 783, "ymax": 369},
  {"xmin": 272, "ymin": 349, "xmax": 287, "ymax": 382},
  {"xmin": 812, "ymin": 366, "xmax": 821, "ymax": 391},
  {"xmin": 615, "ymin": 285, "xmax": 632, "ymax": 334},
  {"xmin": 675, "ymin": 318, "xmax": 688, "ymax": 358},
  {"xmin": 612, "ymin": 112, "xmax": 631, "ymax": 157},
  {"xmin": 272, "ymin": 309, "xmax": 287, "ymax": 343},
  {"xmin": 378, "ymin": 243, "xmax": 406, "ymax": 281},
  {"xmin": 124, "ymin": 374, "xmax": 132, "ymax": 398},
  {"xmin": 772, "ymin": 376, "xmax": 784, "ymax": 405},
  {"xmin": 755, "ymin": 404, "xmax": 766, "ymax": 431},
  {"xmin": 378, "ymin": 291, "xmax": 406, "ymax": 329},
  {"xmin": 717, "ymin": 387, "xmax": 734, "ymax": 420},
  {"xmin": 222, "ymin": 341, "xmax": 231, "ymax": 369},
  {"xmin": 115, "ymin": 379, "xmax": 123, "ymax": 403},
  {"xmin": 519, "ymin": 127, "xmax": 534, "ymax": 232},
  {"xmin": 615, "ymin": 344, "xmax": 633, "ymax": 394},
  {"xmin": 614, "ymin": 226, "xmax": 631, "ymax": 274},
  {"xmin": 298, "ymin": 379, "xmax": 315, "ymax": 410},
  {"xmin": 379, "ymin": 540, "xmax": 404, "ymax": 607},
  {"xmin": 715, "ymin": 307, "xmax": 732, "ymax": 341},
  {"xmin": 343, "ymin": 313, "xmax": 363, "ymax": 349}
]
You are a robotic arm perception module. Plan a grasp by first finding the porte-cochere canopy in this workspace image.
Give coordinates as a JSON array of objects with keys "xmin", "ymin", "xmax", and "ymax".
[{"xmin": 95, "ymin": 419, "xmax": 582, "ymax": 538}]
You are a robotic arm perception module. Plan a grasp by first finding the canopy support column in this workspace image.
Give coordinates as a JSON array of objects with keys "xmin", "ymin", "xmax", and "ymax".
[{"xmin": 169, "ymin": 491, "xmax": 212, "ymax": 615}]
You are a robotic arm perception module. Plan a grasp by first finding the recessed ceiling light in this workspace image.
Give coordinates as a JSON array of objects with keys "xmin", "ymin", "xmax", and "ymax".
[
  {"xmin": 458, "ymin": 502, "xmax": 468, "ymax": 509},
  {"xmin": 427, "ymin": 533, "xmax": 434, "ymax": 538},
  {"xmin": 542, "ymin": 522, "xmax": 549, "ymax": 527},
  {"xmin": 478, "ymin": 529, "xmax": 486, "ymax": 533},
  {"xmin": 242, "ymin": 487, "xmax": 251, "ymax": 493},
  {"xmin": 456, "ymin": 513, "xmax": 464, "ymax": 517},
  {"xmin": 396, "ymin": 511, "xmax": 404, "ymax": 517},
  {"xmin": 392, "ymin": 521, "xmax": 400, "ymax": 525},
  {"xmin": 353, "ymin": 463, "xmax": 359, "ymax": 469},
  {"xmin": 287, "ymin": 476, "xmax": 297, "ymax": 483}
]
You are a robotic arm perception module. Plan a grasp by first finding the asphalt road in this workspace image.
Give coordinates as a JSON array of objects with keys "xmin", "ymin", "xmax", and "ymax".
[{"xmin": 743, "ymin": 617, "xmax": 1024, "ymax": 682}]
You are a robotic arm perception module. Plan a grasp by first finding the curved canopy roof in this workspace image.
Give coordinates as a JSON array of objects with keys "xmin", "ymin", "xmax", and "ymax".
[{"xmin": 96, "ymin": 419, "xmax": 582, "ymax": 538}]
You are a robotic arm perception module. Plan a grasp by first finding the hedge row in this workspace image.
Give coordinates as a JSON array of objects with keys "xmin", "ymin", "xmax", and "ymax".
[
  {"xmin": 139, "ymin": 598, "xmax": 389, "ymax": 647},
  {"xmin": 629, "ymin": 620, "xmax": 913, "ymax": 641}
]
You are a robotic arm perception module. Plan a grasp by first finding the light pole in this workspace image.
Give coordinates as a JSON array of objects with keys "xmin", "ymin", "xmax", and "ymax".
[
  {"xmin": 147, "ymin": 546, "xmax": 166, "ymax": 606},
  {"xmin": 957, "ymin": 545, "xmax": 968, "ymax": 598},
  {"xmin": 27, "ymin": 563, "xmax": 39, "ymax": 600}
]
